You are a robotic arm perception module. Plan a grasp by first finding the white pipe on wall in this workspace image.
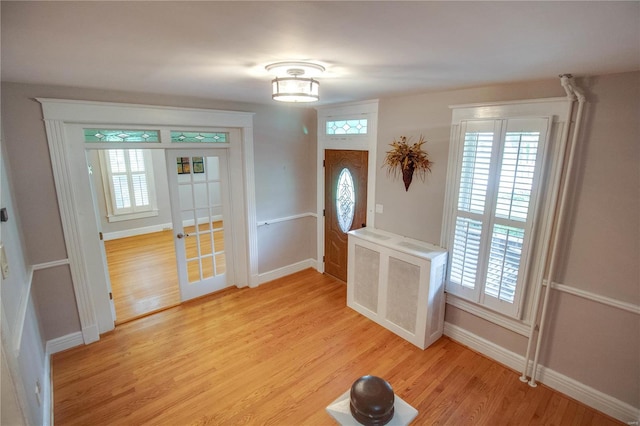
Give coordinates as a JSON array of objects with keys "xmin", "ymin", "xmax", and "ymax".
[
  {"xmin": 520, "ymin": 75, "xmax": 586, "ymax": 386},
  {"xmin": 519, "ymin": 75, "xmax": 576, "ymax": 382}
]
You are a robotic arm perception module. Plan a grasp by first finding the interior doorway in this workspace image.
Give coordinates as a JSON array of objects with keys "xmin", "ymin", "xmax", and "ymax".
[
  {"xmin": 324, "ymin": 149, "xmax": 368, "ymax": 281},
  {"xmin": 87, "ymin": 147, "xmax": 232, "ymax": 324},
  {"xmin": 87, "ymin": 147, "xmax": 180, "ymax": 324},
  {"xmin": 40, "ymin": 98, "xmax": 257, "ymax": 339}
]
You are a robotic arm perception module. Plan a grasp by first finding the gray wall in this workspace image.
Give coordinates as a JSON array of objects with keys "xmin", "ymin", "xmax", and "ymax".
[
  {"xmin": 1, "ymin": 82, "xmax": 318, "ymax": 342},
  {"xmin": 0, "ymin": 149, "xmax": 46, "ymax": 425},
  {"xmin": 374, "ymin": 71, "xmax": 639, "ymax": 407},
  {"xmin": 2, "ymin": 72, "xmax": 638, "ymax": 414}
]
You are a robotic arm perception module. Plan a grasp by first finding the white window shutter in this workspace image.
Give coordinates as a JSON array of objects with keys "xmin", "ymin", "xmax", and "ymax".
[
  {"xmin": 445, "ymin": 117, "xmax": 551, "ymax": 318},
  {"xmin": 99, "ymin": 149, "xmax": 157, "ymax": 221}
]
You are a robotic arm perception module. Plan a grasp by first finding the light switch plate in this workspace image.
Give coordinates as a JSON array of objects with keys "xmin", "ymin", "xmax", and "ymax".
[
  {"xmin": 375, "ymin": 204, "xmax": 384, "ymax": 214},
  {"xmin": 1, "ymin": 245, "xmax": 9, "ymax": 279}
]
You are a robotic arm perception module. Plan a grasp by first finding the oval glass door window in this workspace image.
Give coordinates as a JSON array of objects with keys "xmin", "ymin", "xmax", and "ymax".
[{"xmin": 336, "ymin": 168, "xmax": 355, "ymax": 233}]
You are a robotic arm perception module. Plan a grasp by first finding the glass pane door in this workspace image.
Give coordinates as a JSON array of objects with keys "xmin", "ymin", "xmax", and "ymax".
[{"xmin": 166, "ymin": 150, "xmax": 231, "ymax": 301}]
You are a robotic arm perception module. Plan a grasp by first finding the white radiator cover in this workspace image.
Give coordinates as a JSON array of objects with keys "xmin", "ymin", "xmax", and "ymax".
[{"xmin": 347, "ymin": 228, "xmax": 448, "ymax": 349}]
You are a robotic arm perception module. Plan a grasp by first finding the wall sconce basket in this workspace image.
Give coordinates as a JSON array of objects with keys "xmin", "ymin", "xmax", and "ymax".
[{"xmin": 383, "ymin": 135, "xmax": 433, "ymax": 191}]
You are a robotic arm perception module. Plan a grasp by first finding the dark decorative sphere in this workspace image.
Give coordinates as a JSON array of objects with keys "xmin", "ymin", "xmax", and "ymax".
[{"xmin": 349, "ymin": 375, "xmax": 395, "ymax": 425}]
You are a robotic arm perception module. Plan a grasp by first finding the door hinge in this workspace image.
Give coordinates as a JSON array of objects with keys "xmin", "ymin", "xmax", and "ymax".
[
  {"xmin": 323, "ymin": 160, "xmax": 325, "ymax": 167},
  {"xmin": 109, "ymin": 292, "xmax": 113, "ymax": 300},
  {"xmin": 99, "ymin": 232, "xmax": 103, "ymax": 241},
  {"xmin": 323, "ymin": 255, "xmax": 325, "ymax": 262},
  {"xmin": 323, "ymin": 209, "xmax": 325, "ymax": 217}
]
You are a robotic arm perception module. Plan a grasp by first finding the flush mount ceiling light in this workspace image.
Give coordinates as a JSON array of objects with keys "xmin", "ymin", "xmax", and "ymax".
[{"xmin": 266, "ymin": 62, "xmax": 325, "ymax": 103}]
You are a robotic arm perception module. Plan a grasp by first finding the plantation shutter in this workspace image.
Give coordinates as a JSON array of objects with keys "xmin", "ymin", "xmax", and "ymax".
[
  {"xmin": 104, "ymin": 149, "xmax": 153, "ymax": 216},
  {"xmin": 448, "ymin": 121, "xmax": 497, "ymax": 301},
  {"xmin": 446, "ymin": 118, "xmax": 551, "ymax": 317}
]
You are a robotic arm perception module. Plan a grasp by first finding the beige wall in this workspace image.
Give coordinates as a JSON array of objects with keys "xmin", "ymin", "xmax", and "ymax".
[
  {"xmin": 2, "ymin": 72, "xmax": 637, "ymax": 411},
  {"xmin": 1, "ymin": 82, "xmax": 318, "ymax": 340},
  {"xmin": 374, "ymin": 71, "xmax": 639, "ymax": 407}
]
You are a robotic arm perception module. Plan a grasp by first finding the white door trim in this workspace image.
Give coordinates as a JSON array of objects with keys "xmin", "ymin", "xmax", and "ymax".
[
  {"xmin": 315, "ymin": 100, "xmax": 379, "ymax": 273},
  {"xmin": 38, "ymin": 98, "xmax": 258, "ymax": 342}
]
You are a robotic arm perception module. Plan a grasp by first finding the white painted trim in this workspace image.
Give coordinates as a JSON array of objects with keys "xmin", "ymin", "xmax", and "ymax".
[
  {"xmin": 449, "ymin": 96, "xmax": 569, "ymax": 110},
  {"xmin": 32, "ymin": 259, "xmax": 70, "ymax": 271},
  {"xmin": 106, "ymin": 210, "xmax": 159, "ymax": 223},
  {"xmin": 12, "ymin": 267, "xmax": 34, "ymax": 356},
  {"xmin": 315, "ymin": 99, "xmax": 380, "ymax": 114},
  {"xmin": 42, "ymin": 332, "xmax": 84, "ymax": 426},
  {"xmin": 446, "ymin": 280, "xmax": 640, "ymax": 340},
  {"xmin": 444, "ymin": 323, "xmax": 640, "ymax": 423},
  {"xmin": 241, "ymin": 125, "xmax": 259, "ymax": 287},
  {"xmin": 38, "ymin": 98, "xmax": 258, "ymax": 340},
  {"xmin": 444, "ymin": 322, "xmax": 524, "ymax": 371},
  {"xmin": 443, "ymin": 97, "xmax": 575, "ymax": 324},
  {"xmin": 45, "ymin": 332, "xmax": 84, "ymax": 355},
  {"xmin": 445, "ymin": 293, "xmax": 532, "ymax": 336},
  {"xmin": 37, "ymin": 98, "xmax": 255, "ymax": 128},
  {"xmin": 103, "ymin": 223, "xmax": 173, "ymax": 241},
  {"xmin": 257, "ymin": 258, "xmax": 318, "ymax": 285},
  {"xmin": 257, "ymin": 212, "xmax": 317, "ymax": 227},
  {"xmin": 536, "ymin": 364, "xmax": 640, "ymax": 424},
  {"xmin": 42, "ymin": 119, "xmax": 101, "ymax": 344},
  {"xmin": 546, "ymin": 281, "xmax": 640, "ymax": 315}
]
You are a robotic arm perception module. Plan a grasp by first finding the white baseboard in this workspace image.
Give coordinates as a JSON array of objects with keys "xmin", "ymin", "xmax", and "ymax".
[
  {"xmin": 103, "ymin": 215, "xmax": 225, "ymax": 241},
  {"xmin": 45, "ymin": 331, "xmax": 84, "ymax": 355},
  {"xmin": 43, "ymin": 332, "xmax": 83, "ymax": 426},
  {"xmin": 257, "ymin": 258, "xmax": 318, "ymax": 285},
  {"xmin": 444, "ymin": 322, "xmax": 640, "ymax": 424},
  {"xmin": 103, "ymin": 222, "xmax": 172, "ymax": 241}
]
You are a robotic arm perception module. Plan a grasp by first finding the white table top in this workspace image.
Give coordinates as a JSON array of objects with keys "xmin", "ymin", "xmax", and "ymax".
[{"xmin": 326, "ymin": 390, "xmax": 418, "ymax": 426}]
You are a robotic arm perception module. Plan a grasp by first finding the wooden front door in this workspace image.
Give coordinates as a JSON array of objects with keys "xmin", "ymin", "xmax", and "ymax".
[{"xmin": 324, "ymin": 150, "xmax": 368, "ymax": 281}]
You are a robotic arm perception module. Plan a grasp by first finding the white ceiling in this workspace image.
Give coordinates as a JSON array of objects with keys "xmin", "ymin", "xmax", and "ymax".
[{"xmin": 2, "ymin": 1, "xmax": 639, "ymax": 106}]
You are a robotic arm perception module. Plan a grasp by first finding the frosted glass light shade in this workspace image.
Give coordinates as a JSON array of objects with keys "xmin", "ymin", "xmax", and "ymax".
[{"xmin": 272, "ymin": 77, "xmax": 319, "ymax": 102}]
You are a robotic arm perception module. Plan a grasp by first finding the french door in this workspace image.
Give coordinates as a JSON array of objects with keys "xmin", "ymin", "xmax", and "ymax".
[
  {"xmin": 324, "ymin": 149, "xmax": 368, "ymax": 281},
  {"xmin": 166, "ymin": 149, "xmax": 233, "ymax": 301}
]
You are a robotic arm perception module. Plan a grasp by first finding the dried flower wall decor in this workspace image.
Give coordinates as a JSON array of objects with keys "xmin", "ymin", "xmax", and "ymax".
[{"xmin": 383, "ymin": 135, "xmax": 433, "ymax": 191}]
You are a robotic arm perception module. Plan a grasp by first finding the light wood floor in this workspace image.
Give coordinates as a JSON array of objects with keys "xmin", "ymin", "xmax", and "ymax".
[
  {"xmin": 105, "ymin": 230, "xmax": 180, "ymax": 324},
  {"xmin": 105, "ymin": 222, "xmax": 225, "ymax": 324},
  {"xmin": 52, "ymin": 269, "xmax": 621, "ymax": 425}
]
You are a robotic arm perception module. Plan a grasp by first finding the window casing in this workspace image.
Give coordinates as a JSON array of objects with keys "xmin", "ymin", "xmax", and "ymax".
[
  {"xmin": 445, "ymin": 118, "xmax": 551, "ymax": 318},
  {"xmin": 99, "ymin": 149, "xmax": 158, "ymax": 222},
  {"xmin": 443, "ymin": 98, "xmax": 574, "ymax": 325}
]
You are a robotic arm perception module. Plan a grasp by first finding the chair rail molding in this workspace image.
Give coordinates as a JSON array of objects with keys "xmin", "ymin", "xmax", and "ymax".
[
  {"xmin": 257, "ymin": 212, "xmax": 317, "ymax": 227},
  {"xmin": 546, "ymin": 280, "xmax": 640, "ymax": 315}
]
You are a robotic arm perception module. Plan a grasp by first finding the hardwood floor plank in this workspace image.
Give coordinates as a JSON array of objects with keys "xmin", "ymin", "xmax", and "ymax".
[
  {"xmin": 53, "ymin": 269, "xmax": 623, "ymax": 425},
  {"xmin": 105, "ymin": 230, "xmax": 180, "ymax": 323}
]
